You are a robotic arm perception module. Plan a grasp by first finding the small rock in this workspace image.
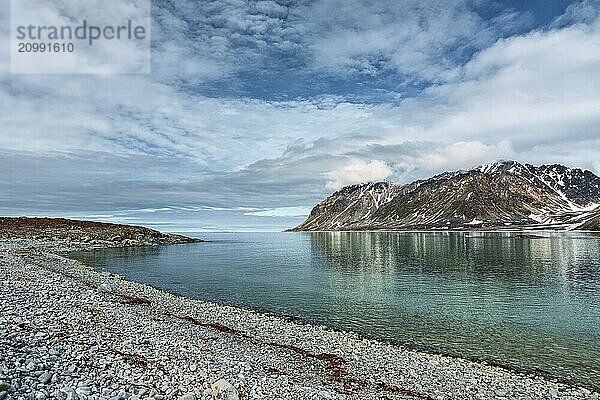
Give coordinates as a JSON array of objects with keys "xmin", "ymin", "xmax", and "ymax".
[
  {"xmin": 211, "ymin": 379, "xmax": 238, "ymax": 400},
  {"xmin": 61, "ymin": 388, "xmax": 78, "ymax": 400},
  {"xmin": 52, "ymin": 390, "xmax": 67, "ymax": 400},
  {"xmin": 75, "ymin": 386, "xmax": 91, "ymax": 396},
  {"xmin": 98, "ymin": 283, "xmax": 113, "ymax": 293},
  {"xmin": 178, "ymin": 394, "xmax": 196, "ymax": 400},
  {"xmin": 38, "ymin": 372, "xmax": 51, "ymax": 384}
]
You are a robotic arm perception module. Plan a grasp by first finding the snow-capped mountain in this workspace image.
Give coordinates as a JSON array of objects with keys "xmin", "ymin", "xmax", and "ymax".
[{"xmin": 290, "ymin": 161, "xmax": 600, "ymax": 231}]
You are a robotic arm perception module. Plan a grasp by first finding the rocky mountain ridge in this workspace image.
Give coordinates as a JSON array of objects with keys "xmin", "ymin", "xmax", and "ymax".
[{"xmin": 291, "ymin": 161, "xmax": 600, "ymax": 231}]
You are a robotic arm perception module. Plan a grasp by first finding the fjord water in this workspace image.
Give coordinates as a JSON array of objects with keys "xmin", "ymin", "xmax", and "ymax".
[{"xmin": 70, "ymin": 232, "xmax": 600, "ymax": 388}]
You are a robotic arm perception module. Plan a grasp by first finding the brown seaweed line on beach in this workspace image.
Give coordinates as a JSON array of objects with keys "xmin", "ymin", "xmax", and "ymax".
[{"xmin": 173, "ymin": 313, "xmax": 435, "ymax": 398}]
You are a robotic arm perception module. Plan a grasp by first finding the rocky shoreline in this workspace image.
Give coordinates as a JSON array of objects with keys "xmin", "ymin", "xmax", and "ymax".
[
  {"xmin": 0, "ymin": 218, "xmax": 201, "ymax": 252},
  {"xmin": 1, "ymin": 221, "xmax": 599, "ymax": 399}
]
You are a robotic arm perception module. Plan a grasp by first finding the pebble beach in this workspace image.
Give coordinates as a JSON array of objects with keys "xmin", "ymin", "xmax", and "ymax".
[{"xmin": 1, "ymin": 221, "xmax": 599, "ymax": 400}]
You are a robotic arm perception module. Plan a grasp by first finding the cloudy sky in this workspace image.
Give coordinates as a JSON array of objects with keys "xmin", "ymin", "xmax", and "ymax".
[{"xmin": 1, "ymin": 0, "xmax": 599, "ymax": 231}]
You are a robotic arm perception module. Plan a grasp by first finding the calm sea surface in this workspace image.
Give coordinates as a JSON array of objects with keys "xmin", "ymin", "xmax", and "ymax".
[{"xmin": 70, "ymin": 232, "xmax": 600, "ymax": 388}]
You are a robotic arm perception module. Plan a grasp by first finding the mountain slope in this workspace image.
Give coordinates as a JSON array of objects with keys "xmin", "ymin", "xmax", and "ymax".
[
  {"xmin": 291, "ymin": 161, "xmax": 600, "ymax": 231},
  {"xmin": 580, "ymin": 210, "xmax": 600, "ymax": 231}
]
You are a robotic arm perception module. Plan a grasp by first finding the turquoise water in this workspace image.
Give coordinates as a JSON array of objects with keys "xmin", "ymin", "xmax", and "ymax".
[{"xmin": 70, "ymin": 232, "xmax": 600, "ymax": 388}]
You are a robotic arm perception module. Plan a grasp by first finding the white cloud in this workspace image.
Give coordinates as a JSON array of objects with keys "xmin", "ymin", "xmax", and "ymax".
[
  {"xmin": 553, "ymin": 0, "xmax": 600, "ymax": 27},
  {"xmin": 2, "ymin": 11, "xmax": 598, "ymax": 177},
  {"xmin": 305, "ymin": 0, "xmax": 495, "ymax": 80},
  {"xmin": 422, "ymin": 17, "xmax": 600, "ymax": 146},
  {"xmin": 401, "ymin": 141, "xmax": 515, "ymax": 173},
  {"xmin": 324, "ymin": 159, "xmax": 392, "ymax": 190}
]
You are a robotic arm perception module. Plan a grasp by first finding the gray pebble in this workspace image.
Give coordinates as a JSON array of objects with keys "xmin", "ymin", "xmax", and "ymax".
[{"xmin": 38, "ymin": 372, "xmax": 52, "ymax": 384}]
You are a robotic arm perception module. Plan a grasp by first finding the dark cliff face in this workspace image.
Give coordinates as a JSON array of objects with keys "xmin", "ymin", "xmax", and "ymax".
[{"xmin": 291, "ymin": 161, "xmax": 600, "ymax": 231}]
